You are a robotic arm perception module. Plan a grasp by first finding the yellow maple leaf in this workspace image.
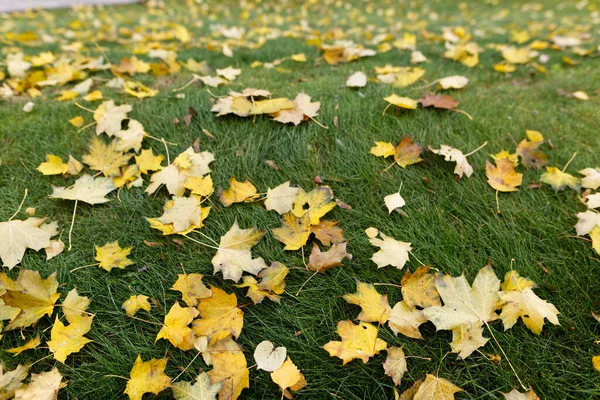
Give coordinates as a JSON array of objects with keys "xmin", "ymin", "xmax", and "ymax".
[
  {"xmin": 95, "ymin": 241, "xmax": 134, "ymax": 272},
  {"xmin": 208, "ymin": 348, "xmax": 249, "ymax": 400},
  {"xmin": 401, "ymin": 266, "xmax": 442, "ymax": 310},
  {"xmin": 499, "ymin": 275, "xmax": 560, "ymax": 335},
  {"xmin": 184, "ymin": 175, "xmax": 214, "ymax": 197},
  {"xmin": 384, "ymin": 94, "xmax": 418, "ymax": 110},
  {"xmin": 122, "ymin": 295, "xmax": 151, "ymax": 317},
  {"xmin": 343, "ymin": 280, "xmax": 391, "ymax": 324},
  {"xmin": 272, "ymin": 212, "xmax": 311, "ymax": 250},
  {"xmin": 486, "ymin": 159, "xmax": 523, "ymax": 192},
  {"xmin": 69, "ymin": 115, "xmax": 85, "ymax": 127},
  {"xmin": 124, "ymin": 355, "xmax": 171, "ymax": 400},
  {"xmin": 192, "ymin": 287, "xmax": 244, "ymax": 343},
  {"xmin": 37, "ymin": 155, "xmax": 68, "ymax": 175},
  {"xmin": 123, "ymin": 81, "xmax": 158, "ymax": 98},
  {"xmin": 271, "ymin": 357, "xmax": 306, "ymax": 393},
  {"xmin": 370, "ymin": 141, "xmax": 396, "ymax": 158},
  {"xmin": 47, "ymin": 315, "xmax": 93, "ymax": 363},
  {"xmin": 0, "ymin": 269, "xmax": 60, "ymax": 330},
  {"xmin": 591, "ymin": 226, "xmax": 600, "ymax": 255},
  {"xmin": 63, "ymin": 288, "xmax": 90, "ymax": 323},
  {"xmin": 322, "ymin": 320, "xmax": 387, "ymax": 365},
  {"xmin": 235, "ymin": 262, "xmax": 288, "ymax": 304},
  {"xmin": 6, "ymin": 335, "xmax": 41, "ymax": 356},
  {"xmin": 394, "ymin": 136, "xmax": 423, "ymax": 168},
  {"xmin": 135, "ymin": 148, "xmax": 164, "ymax": 175},
  {"xmin": 540, "ymin": 166, "xmax": 581, "ymax": 191},
  {"xmin": 414, "ymin": 374, "xmax": 462, "ymax": 400},
  {"xmin": 156, "ymin": 302, "xmax": 199, "ymax": 351},
  {"xmin": 0, "ymin": 217, "xmax": 53, "ymax": 269},
  {"xmin": 219, "ymin": 177, "xmax": 258, "ymax": 206},
  {"xmin": 501, "ymin": 271, "xmax": 536, "ymax": 292},
  {"xmin": 82, "ymin": 137, "xmax": 133, "ymax": 177},
  {"xmin": 291, "ymin": 186, "xmax": 336, "ymax": 225},
  {"xmin": 171, "ymin": 273, "xmax": 212, "ymax": 307},
  {"xmin": 516, "ymin": 130, "xmax": 548, "ymax": 169}
]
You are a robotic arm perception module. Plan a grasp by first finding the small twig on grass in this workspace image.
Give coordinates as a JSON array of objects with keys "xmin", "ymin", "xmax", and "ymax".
[
  {"xmin": 172, "ymin": 351, "xmax": 202, "ymax": 382},
  {"xmin": 465, "ymin": 141, "xmax": 488, "ymax": 157},
  {"xmin": 70, "ymin": 263, "xmax": 99, "ymax": 273},
  {"xmin": 562, "ymin": 152, "xmax": 577, "ymax": 172}
]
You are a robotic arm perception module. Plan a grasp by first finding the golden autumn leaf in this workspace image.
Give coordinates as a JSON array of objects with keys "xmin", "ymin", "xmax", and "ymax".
[
  {"xmin": 450, "ymin": 322, "xmax": 488, "ymax": 359},
  {"xmin": 272, "ymin": 212, "xmax": 311, "ymax": 251},
  {"xmin": 82, "ymin": 137, "xmax": 132, "ymax": 177},
  {"xmin": 270, "ymin": 357, "xmax": 306, "ymax": 394},
  {"xmin": 219, "ymin": 177, "xmax": 258, "ymax": 206},
  {"xmin": 540, "ymin": 167, "xmax": 581, "ymax": 191},
  {"xmin": 0, "ymin": 269, "xmax": 60, "ymax": 331},
  {"xmin": 498, "ymin": 271, "xmax": 560, "ymax": 335},
  {"xmin": 94, "ymin": 241, "xmax": 134, "ymax": 272},
  {"xmin": 394, "ymin": 136, "xmax": 423, "ymax": 168},
  {"xmin": 515, "ymin": 130, "xmax": 548, "ymax": 169},
  {"xmin": 486, "ymin": 159, "xmax": 523, "ymax": 192},
  {"xmin": 172, "ymin": 273, "xmax": 212, "ymax": 307},
  {"xmin": 342, "ymin": 280, "xmax": 391, "ymax": 324},
  {"xmin": 185, "ymin": 175, "xmax": 214, "ymax": 197},
  {"xmin": 135, "ymin": 148, "xmax": 164, "ymax": 175},
  {"xmin": 322, "ymin": 320, "xmax": 387, "ymax": 365},
  {"xmin": 192, "ymin": 287, "xmax": 244, "ymax": 343},
  {"xmin": 123, "ymin": 80, "xmax": 158, "ymax": 98},
  {"xmin": 122, "ymin": 295, "xmax": 151, "ymax": 317},
  {"xmin": 124, "ymin": 356, "xmax": 171, "ymax": 400},
  {"xmin": 0, "ymin": 363, "xmax": 29, "ymax": 398},
  {"xmin": 47, "ymin": 315, "xmax": 93, "ymax": 363},
  {"xmin": 208, "ymin": 348, "xmax": 249, "ymax": 400},
  {"xmin": 156, "ymin": 302, "xmax": 199, "ymax": 351},
  {"xmin": 235, "ymin": 262, "xmax": 288, "ymax": 304},
  {"xmin": 291, "ymin": 186, "xmax": 336, "ymax": 225},
  {"xmin": 370, "ymin": 141, "xmax": 396, "ymax": 158},
  {"xmin": 6, "ymin": 335, "xmax": 41, "ymax": 356},
  {"xmin": 147, "ymin": 196, "xmax": 210, "ymax": 236},
  {"xmin": 414, "ymin": 374, "xmax": 463, "ymax": 400},
  {"xmin": 37, "ymin": 155, "xmax": 68, "ymax": 175},
  {"xmin": 384, "ymin": 94, "xmax": 418, "ymax": 110},
  {"xmin": 272, "ymin": 93, "xmax": 321, "ymax": 125},
  {"xmin": 423, "ymin": 265, "xmax": 500, "ymax": 331},
  {"xmin": 401, "ymin": 266, "xmax": 442, "ymax": 310},
  {"xmin": 63, "ymin": 288, "xmax": 91, "ymax": 323}
]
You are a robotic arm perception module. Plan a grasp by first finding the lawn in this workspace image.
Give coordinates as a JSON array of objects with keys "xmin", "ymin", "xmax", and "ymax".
[{"xmin": 1, "ymin": 0, "xmax": 600, "ymax": 399}]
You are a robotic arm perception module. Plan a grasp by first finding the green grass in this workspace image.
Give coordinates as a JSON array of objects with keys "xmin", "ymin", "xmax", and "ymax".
[{"xmin": 1, "ymin": 0, "xmax": 600, "ymax": 398}]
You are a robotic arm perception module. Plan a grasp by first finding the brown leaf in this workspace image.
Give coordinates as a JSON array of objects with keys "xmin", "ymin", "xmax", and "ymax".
[
  {"xmin": 264, "ymin": 160, "xmax": 280, "ymax": 171},
  {"xmin": 192, "ymin": 137, "xmax": 201, "ymax": 153},
  {"xmin": 184, "ymin": 114, "xmax": 193, "ymax": 126},
  {"xmin": 311, "ymin": 220, "xmax": 345, "ymax": 246},
  {"xmin": 336, "ymin": 198, "xmax": 353, "ymax": 211},
  {"xmin": 394, "ymin": 136, "xmax": 423, "ymax": 168},
  {"xmin": 419, "ymin": 94, "xmax": 460, "ymax": 110},
  {"xmin": 307, "ymin": 242, "xmax": 350, "ymax": 273},
  {"xmin": 143, "ymin": 240, "xmax": 163, "ymax": 247}
]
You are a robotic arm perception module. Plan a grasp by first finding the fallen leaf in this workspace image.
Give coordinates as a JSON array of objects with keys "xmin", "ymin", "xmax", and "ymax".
[
  {"xmin": 307, "ymin": 242, "xmax": 349, "ymax": 273},
  {"xmin": 124, "ymin": 356, "xmax": 171, "ymax": 400},
  {"xmin": 383, "ymin": 347, "xmax": 407, "ymax": 386},
  {"xmin": 122, "ymin": 295, "xmax": 151, "ymax": 317},
  {"xmin": 212, "ymin": 221, "xmax": 266, "ymax": 282},
  {"xmin": 254, "ymin": 340, "xmax": 287, "ymax": 372},
  {"xmin": 192, "ymin": 287, "xmax": 244, "ymax": 343},
  {"xmin": 172, "ymin": 372, "xmax": 222, "ymax": 400},
  {"xmin": 156, "ymin": 302, "xmax": 199, "ymax": 351},
  {"xmin": 414, "ymin": 374, "xmax": 462, "ymax": 400},
  {"xmin": 394, "ymin": 136, "xmax": 424, "ymax": 168},
  {"xmin": 95, "ymin": 241, "xmax": 134, "ymax": 272},
  {"xmin": 369, "ymin": 232, "xmax": 412, "ymax": 269},
  {"xmin": 486, "ymin": 159, "xmax": 523, "ymax": 192},
  {"xmin": 540, "ymin": 167, "xmax": 581, "ymax": 191},
  {"xmin": 343, "ymin": 280, "xmax": 391, "ymax": 324},
  {"xmin": 322, "ymin": 320, "xmax": 387, "ymax": 365},
  {"xmin": 172, "ymin": 273, "xmax": 212, "ymax": 307}
]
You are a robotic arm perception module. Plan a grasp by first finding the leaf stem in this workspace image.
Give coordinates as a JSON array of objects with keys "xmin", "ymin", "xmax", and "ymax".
[
  {"xmin": 465, "ymin": 141, "xmax": 488, "ymax": 157},
  {"xmin": 8, "ymin": 189, "xmax": 28, "ymax": 221},
  {"xmin": 562, "ymin": 152, "xmax": 577, "ymax": 172},
  {"xmin": 67, "ymin": 200, "xmax": 78, "ymax": 251}
]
